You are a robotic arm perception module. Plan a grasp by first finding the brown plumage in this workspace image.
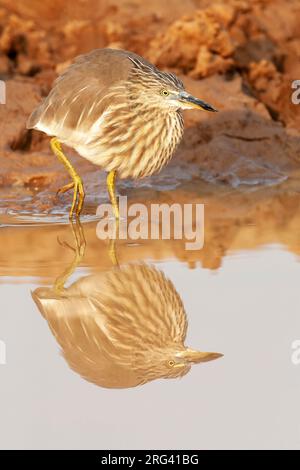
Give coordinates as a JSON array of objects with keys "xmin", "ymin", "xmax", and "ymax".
[
  {"xmin": 33, "ymin": 263, "xmax": 222, "ymax": 389},
  {"xmin": 27, "ymin": 48, "xmax": 217, "ymax": 218}
]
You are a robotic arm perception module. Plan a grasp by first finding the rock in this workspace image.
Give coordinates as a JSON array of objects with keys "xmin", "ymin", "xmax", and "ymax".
[{"xmin": 0, "ymin": 0, "xmax": 300, "ymax": 209}]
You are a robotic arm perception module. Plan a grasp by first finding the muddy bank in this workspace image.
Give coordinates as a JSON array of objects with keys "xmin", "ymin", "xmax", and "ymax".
[{"xmin": 0, "ymin": 0, "xmax": 300, "ymax": 212}]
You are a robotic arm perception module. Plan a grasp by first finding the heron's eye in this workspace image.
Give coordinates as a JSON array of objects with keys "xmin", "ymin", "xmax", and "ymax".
[
  {"xmin": 161, "ymin": 90, "xmax": 170, "ymax": 97},
  {"xmin": 168, "ymin": 360, "xmax": 175, "ymax": 367}
]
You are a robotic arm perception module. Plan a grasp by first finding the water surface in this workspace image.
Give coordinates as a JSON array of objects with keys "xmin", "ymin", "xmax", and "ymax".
[{"xmin": 1, "ymin": 184, "xmax": 300, "ymax": 450}]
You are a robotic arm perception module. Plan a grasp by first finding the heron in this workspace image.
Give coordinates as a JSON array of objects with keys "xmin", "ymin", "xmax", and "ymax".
[
  {"xmin": 33, "ymin": 260, "xmax": 222, "ymax": 389},
  {"xmin": 32, "ymin": 222, "xmax": 223, "ymax": 389},
  {"xmin": 27, "ymin": 48, "xmax": 217, "ymax": 219}
]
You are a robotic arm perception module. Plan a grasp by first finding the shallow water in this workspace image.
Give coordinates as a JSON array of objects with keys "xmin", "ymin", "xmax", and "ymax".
[{"xmin": 1, "ymin": 183, "xmax": 300, "ymax": 450}]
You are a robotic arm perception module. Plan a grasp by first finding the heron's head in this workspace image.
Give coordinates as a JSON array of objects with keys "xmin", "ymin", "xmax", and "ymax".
[
  {"xmin": 141, "ymin": 347, "xmax": 223, "ymax": 382},
  {"xmin": 129, "ymin": 61, "xmax": 218, "ymax": 113},
  {"xmin": 157, "ymin": 76, "xmax": 218, "ymax": 113}
]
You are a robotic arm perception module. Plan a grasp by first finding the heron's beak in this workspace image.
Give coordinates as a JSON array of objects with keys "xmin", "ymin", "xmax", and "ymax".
[
  {"xmin": 178, "ymin": 91, "xmax": 218, "ymax": 112},
  {"xmin": 178, "ymin": 348, "xmax": 223, "ymax": 364}
]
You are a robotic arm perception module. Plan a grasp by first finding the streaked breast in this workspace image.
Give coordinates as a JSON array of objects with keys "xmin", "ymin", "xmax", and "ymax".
[{"xmin": 72, "ymin": 108, "xmax": 184, "ymax": 179}]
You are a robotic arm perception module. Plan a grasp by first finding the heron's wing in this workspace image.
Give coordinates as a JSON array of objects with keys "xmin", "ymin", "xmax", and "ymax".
[{"xmin": 26, "ymin": 49, "xmax": 135, "ymax": 143}]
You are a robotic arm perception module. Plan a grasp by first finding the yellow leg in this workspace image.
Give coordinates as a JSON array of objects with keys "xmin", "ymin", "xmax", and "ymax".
[
  {"xmin": 107, "ymin": 170, "xmax": 119, "ymax": 219},
  {"xmin": 50, "ymin": 137, "xmax": 85, "ymax": 218},
  {"xmin": 108, "ymin": 219, "xmax": 119, "ymax": 267}
]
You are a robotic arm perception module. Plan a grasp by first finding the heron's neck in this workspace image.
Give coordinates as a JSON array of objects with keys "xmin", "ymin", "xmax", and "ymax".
[{"xmin": 94, "ymin": 96, "xmax": 184, "ymax": 178}]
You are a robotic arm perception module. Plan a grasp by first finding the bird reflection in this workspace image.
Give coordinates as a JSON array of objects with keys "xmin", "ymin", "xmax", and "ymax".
[{"xmin": 32, "ymin": 221, "xmax": 222, "ymax": 389}]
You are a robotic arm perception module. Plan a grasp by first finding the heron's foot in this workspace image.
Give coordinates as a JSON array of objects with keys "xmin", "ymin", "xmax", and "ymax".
[
  {"xmin": 57, "ymin": 178, "xmax": 85, "ymax": 218},
  {"xmin": 70, "ymin": 175, "xmax": 85, "ymax": 219},
  {"xmin": 56, "ymin": 182, "xmax": 75, "ymax": 196},
  {"xmin": 50, "ymin": 138, "xmax": 85, "ymax": 219}
]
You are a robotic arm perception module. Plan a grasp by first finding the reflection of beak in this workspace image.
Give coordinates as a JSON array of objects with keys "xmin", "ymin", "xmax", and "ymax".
[
  {"xmin": 178, "ymin": 348, "xmax": 223, "ymax": 364},
  {"xmin": 179, "ymin": 91, "xmax": 218, "ymax": 112}
]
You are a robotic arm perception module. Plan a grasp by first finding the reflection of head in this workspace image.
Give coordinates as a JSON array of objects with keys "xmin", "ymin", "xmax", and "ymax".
[{"xmin": 33, "ymin": 263, "xmax": 222, "ymax": 388}]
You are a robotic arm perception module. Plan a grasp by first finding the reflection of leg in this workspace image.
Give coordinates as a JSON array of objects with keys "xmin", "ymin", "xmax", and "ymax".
[
  {"xmin": 107, "ymin": 170, "xmax": 119, "ymax": 219},
  {"xmin": 70, "ymin": 218, "xmax": 86, "ymax": 258},
  {"xmin": 108, "ymin": 218, "xmax": 119, "ymax": 267},
  {"xmin": 51, "ymin": 137, "xmax": 85, "ymax": 218},
  {"xmin": 55, "ymin": 219, "xmax": 86, "ymax": 293}
]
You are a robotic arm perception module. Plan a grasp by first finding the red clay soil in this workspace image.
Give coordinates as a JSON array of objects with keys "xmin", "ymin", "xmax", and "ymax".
[{"xmin": 0, "ymin": 0, "xmax": 300, "ymax": 208}]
